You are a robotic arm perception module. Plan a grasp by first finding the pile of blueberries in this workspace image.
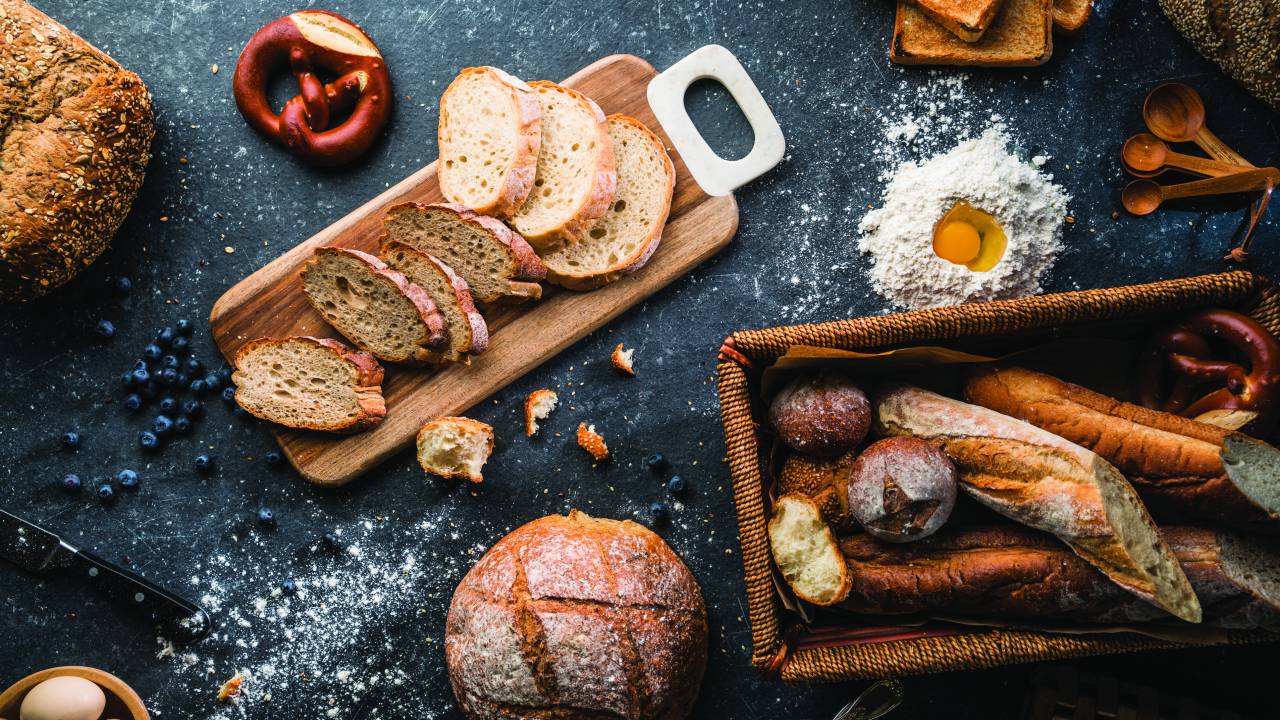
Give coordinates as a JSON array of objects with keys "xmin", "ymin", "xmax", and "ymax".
[{"xmin": 644, "ymin": 452, "xmax": 687, "ymax": 523}]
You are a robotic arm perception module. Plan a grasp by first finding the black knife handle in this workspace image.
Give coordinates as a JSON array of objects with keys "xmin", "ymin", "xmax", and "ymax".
[{"xmin": 69, "ymin": 548, "xmax": 212, "ymax": 644}]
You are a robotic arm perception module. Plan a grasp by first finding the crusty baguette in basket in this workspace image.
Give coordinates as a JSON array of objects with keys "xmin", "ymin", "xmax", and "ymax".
[{"xmin": 875, "ymin": 383, "xmax": 1202, "ymax": 623}]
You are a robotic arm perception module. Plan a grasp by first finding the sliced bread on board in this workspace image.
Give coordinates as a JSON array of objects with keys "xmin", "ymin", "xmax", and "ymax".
[
  {"xmin": 507, "ymin": 81, "xmax": 616, "ymax": 252},
  {"xmin": 1053, "ymin": 0, "xmax": 1092, "ymax": 33},
  {"xmin": 231, "ymin": 336, "xmax": 385, "ymax": 433},
  {"xmin": 891, "ymin": 0, "xmax": 1054, "ymax": 67},
  {"xmin": 437, "ymin": 66, "xmax": 542, "ymax": 219},
  {"xmin": 910, "ymin": 0, "xmax": 1006, "ymax": 42},
  {"xmin": 541, "ymin": 115, "xmax": 675, "ymax": 290},
  {"xmin": 417, "ymin": 416, "xmax": 494, "ymax": 483},
  {"xmin": 300, "ymin": 247, "xmax": 447, "ymax": 365},
  {"xmin": 875, "ymin": 383, "xmax": 1202, "ymax": 623},
  {"xmin": 381, "ymin": 243, "xmax": 488, "ymax": 365},
  {"xmin": 382, "ymin": 202, "xmax": 546, "ymax": 305}
]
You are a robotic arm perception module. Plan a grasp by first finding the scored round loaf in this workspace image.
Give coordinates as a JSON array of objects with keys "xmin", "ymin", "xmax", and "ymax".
[
  {"xmin": 769, "ymin": 370, "xmax": 871, "ymax": 456},
  {"xmin": 1, "ymin": 0, "xmax": 155, "ymax": 302},
  {"xmin": 445, "ymin": 510, "xmax": 707, "ymax": 720},
  {"xmin": 847, "ymin": 436, "xmax": 957, "ymax": 543},
  {"xmin": 1159, "ymin": 0, "xmax": 1280, "ymax": 112}
]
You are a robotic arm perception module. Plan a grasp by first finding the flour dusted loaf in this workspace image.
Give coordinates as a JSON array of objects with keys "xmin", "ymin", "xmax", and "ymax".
[
  {"xmin": 0, "ymin": 0, "xmax": 154, "ymax": 302},
  {"xmin": 769, "ymin": 370, "xmax": 871, "ymax": 457},
  {"xmin": 445, "ymin": 510, "xmax": 707, "ymax": 719},
  {"xmin": 231, "ymin": 336, "xmax": 385, "ymax": 432},
  {"xmin": 381, "ymin": 242, "xmax": 487, "ymax": 365}
]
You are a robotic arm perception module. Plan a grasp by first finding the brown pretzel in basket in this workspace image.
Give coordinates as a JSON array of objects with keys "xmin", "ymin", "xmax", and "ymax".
[
  {"xmin": 1136, "ymin": 309, "xmax": 1280, "ymax": 434},
  {"xmin": 232, "ymin": 10, "xmax": 391, "ymax": 166}
]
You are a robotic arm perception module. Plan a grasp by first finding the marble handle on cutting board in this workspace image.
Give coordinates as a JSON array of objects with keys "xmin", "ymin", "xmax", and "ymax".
[{"xmin": 647, "ymin": 44, "xmax": 785, "ymax": 196}]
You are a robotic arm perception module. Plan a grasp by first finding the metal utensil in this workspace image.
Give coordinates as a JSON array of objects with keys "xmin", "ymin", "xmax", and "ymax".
[{"xmin": 832, "ymin": 679, "xmax": 904, "ymax": 720}]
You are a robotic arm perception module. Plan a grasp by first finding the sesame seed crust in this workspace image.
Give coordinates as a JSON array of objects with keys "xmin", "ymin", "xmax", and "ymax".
[{"xmin": 1159, "ymin": 0, "xmax": 1280, "ymax": 112}]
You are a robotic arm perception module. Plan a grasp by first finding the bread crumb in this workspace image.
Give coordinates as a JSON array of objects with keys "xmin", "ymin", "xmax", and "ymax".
[
  {"xmin": 224, "ymin": 246, "xmax": 235, "ymax": 254},
  {"xmin": 211, "ymin": 63, "xmax": 220, "ymax": 74},
  {"xmin": 217, "ymin": 672, "xmax": 245, "ymax": 701},
  {"xmin": 577, "ymin": 423, "xmax": 609, "ymax": 461},
  {"xmin": 611, "ymin": 343, "xmax": 635, "ymax": 376},
  {"xmin": 524, "ymin": 389, "xmax": 559, "ymax": 436}
]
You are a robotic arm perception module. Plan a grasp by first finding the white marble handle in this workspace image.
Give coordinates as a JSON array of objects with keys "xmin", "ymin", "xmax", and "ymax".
[{"xmin": 647, "ymin": 44, "xmax": 785, "ymax": 197}]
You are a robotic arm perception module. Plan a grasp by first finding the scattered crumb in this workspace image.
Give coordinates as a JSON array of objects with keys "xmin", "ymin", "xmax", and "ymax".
[
  {"xmin": 217, "ymin": 672, "xmax": 245, "ymax": 701},
  {"xmin": 224, "ymin": 246, "xmax": 235, "ymax": 254},
  {"xmin": 524, "ymin": 389, "xmax": 559, "ymax": 436},
  {"xmin": 211, "ymin": 63, "xmax": 220, "ymax": 74},
  {"xmin": 610, "ymin": 343, "xmax": 635, "ymax": 376},
  {"xmin": 576, "ymin": 423, "xmax": 609, "ymax": 462}
]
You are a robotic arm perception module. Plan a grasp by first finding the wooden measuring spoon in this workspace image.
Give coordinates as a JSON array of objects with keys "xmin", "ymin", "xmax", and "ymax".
[
  {"xmin": 1144, "ymin": 83, "xmax": 1254, "ymax": 167},
  {"xmin": 1122, "ymin": 133, "xmax": 1244, "ymax": 178},
  {"xmin": 1122, "ymin": 168, "xmax": 1280, "ymax": 216}
]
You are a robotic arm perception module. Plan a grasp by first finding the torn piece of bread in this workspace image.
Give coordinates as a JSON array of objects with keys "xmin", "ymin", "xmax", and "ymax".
[
  {"xmin": 910, "ymin": 0, "xmax": 1007, "ymax": 42},
  {"xmin": 381, "ymin": 241, "xmax": 488, "ymax": 365},
  {"xmin": 891, "ymin": 0, "xmax": 1054, "ymax": 67},
  {"xmin": 1053, "ymin": 0, "xmax": 1091, "ymax": 33},
  {"xmin": 577, "ymin": 422, "xmax": 609, "ymax": 461},
  {"xmin": 611, "ymin": 343, "xmax": 635, "ymax": 376},
  {"xmin": 232, "ymin": 336, "xmax": 385, "ymax": 433},
  {"xmin": 768, "ymin": 494, "xmax": 853, "ymax": 606},
  {"xmin": 437, "ymin": 66, "xmax": 542, "ymax": 219},
  {"xmin": 524, "ymin": 388, "xmax": 559, "ymax": 436},
  {"xmin": 416, "ymin": 417, "xmax": 495, "ymax": 483}
]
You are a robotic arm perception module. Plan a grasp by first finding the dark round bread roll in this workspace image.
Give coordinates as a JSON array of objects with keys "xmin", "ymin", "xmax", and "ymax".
[
  {"xmin": 848, "ymin": 437, "xmax": 957, "ymax": 542},
  {"xmin": 445, "ymin": 510, "xmax": 707, "ymax": 720},
  {"xmin": 768, "ymin": 371, "xmax": 870, "ymax": 456}
]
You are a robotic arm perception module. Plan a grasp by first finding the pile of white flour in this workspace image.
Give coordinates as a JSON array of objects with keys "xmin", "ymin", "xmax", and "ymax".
[{"xmin": 858, "ymin": 125, "xmax": 1070, "ymax": 310}]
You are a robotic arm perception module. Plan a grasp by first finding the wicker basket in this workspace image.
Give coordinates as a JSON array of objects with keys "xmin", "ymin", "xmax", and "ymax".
[{"xmin": 716, "ymin": 271, "xmax": 1280, "ymax": 682}]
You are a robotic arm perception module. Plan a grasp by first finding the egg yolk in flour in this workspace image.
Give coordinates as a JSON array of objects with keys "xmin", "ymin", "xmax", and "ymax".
[{"xmin": 931, "ymin": 201, "xmax": 1007, "ymax": 272}]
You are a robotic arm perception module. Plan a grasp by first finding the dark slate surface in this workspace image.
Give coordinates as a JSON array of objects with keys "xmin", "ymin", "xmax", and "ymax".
[{"xmin": 2, "ymin": 0, "xmax": 1278, "ymax": 718}]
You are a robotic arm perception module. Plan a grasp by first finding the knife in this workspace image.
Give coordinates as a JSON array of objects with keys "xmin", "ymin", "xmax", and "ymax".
[{"xmin": 0, "ymin": 508, "xmax": 211, "ymax": 644}]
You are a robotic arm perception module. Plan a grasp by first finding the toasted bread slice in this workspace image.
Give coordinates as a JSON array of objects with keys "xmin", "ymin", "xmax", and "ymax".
[
  {"xmin": 891, "ymin": 0, "xmax": 1053, "ymax": 67},
  {"xmin": 508, "ymin": 81, "xmax": 616, "ymax": 252},
  {"xmin": 438, "ymin": 67, "xmax": 542, "ymax": 219},
  {"xmin": 381, "ymin": 242, "xmax": 488, "ymax": 365},
  {"xmin": 524, "ymin": 388, "xmax": 559, "ymax": 436},
  {"xmin": 542, "ymin": 115, "xmax": 675, "ymax": 290},
  {"xmin": 1053, "ymin": 0, "xmax": 1091, "ymax": 34},
  {"xmin": 768, "ymin": 494, "xmax": 852, "ymax": 606},
  {"xmin": 911, "ymin": 0, "xmax": 1006, "ymax": 41},
  {"xmin": 232, "ymin": 336, "xmax": 385, "ymax": 433},
  {"xmin": 417, "ymin": 416, "xmax": 494, "ymax": 483},
  {"xmin": 383, "ymin": 202, "xmax": 546, "ymax": 305}
]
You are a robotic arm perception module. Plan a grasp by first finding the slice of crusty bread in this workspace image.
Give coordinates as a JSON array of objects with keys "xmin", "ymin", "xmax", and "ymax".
[
  {"xmin": 911, "ymin": 0, "xmax": 1006, "ymax": 41},
  {"xmin": 508, "ymin": 81, "xmax": 616, "ymax": 252},
  {"xmin": 383, "ymin": 202, "xmax": 546, "ymax": 305},
  {"xmin": 417, "ymin": 416, "xmax": 494, "ymax": 483},
  {"xmin": 381, "ymin": 242, "xmax": 488, "ymax": 365},
  {"xmin": 437, "ymin": 67, "xmax": 542, "ymax": 219},
  {"xmin": 768, "ymin": 494, "xmax": 852, "ymax": 606},
  {"xmin": 891, "ymin": 0, "xmax": 1054, "ymax": 67},
  {"xmin": 541, "ymin": 115, "xmax": 674, "ymax": 290},
  {"xmin": 301, "ymin": 247, "xmax": 447, "ymax": 365},
  {"xmin": 1053, "ymin": 0, "xmax": 1091, "ymax": 33},
  {"xmin": 232, "ymin": 336, "xmax": 385, "ymax": 433}
]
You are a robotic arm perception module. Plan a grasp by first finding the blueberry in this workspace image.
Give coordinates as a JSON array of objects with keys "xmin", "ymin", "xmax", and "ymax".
[
  {"xmin": 133, "ymin": 359, "xmax": 149, "ymax": 372},
  {"xmin": 62, "ymin": 474, "xmax": 82, "ymax": 492},
  {"xmin": 97, "ymin": 484, "xmax": 116, "ymax": 502},
  {"xmin": 124, "ymin": 394, "xmax": 143, "ymax": 412},
  {"xmin": 152, "ymin": 415, "xmax": 175, "ymax": 436},
  {"xmin": 139, "ymin": 431, "xmax": 160, "ymax": 451},
  {"xmin": 95, "ymin": 320, "xmax": 116, "ymax": 339},
  {"xmin": 161, "ymin": 354, "xmax": 179, "ymax": 369},
  {"xmin": 155, "ymin": 327, "xmax": 175, "ymax": 347},
  {"xmin": 221, "ymin": 386, "xmax": 237, "ymax": 403},
  {"xmin": 204, "ymin": 373, "xmax": 223, "ymax": 391},
  {"xmin": 171, "ymin": 336, "xmax": 190, "ymax": 354},
  {"xmin": 322, "ymin": 531, "xmax": 340, "ymax": 550},
  {"xmin": 280, "ymin": 578, "xmax": 297, "ymax": 594},
  {"xmin": 217, "ymin": 368, "xmax": 232, "ymax": 382},
  {"xmin": 117, "ymin": 469, "xmax": 139, "ymax": 489},
  {"xmin": 174, "ymin": 415, "xmax": 193, "ymax": 434},
  {"xmin": 143, "ymin": 343, "xmax": 163, "ymax": 360},
  {"xmin": 184, "ymin": 357, "xmax": 203, "ymax": 375},
  {"xmin": 159, "ymin": 367, "xmax": 179, "ymax": 386},
  {"xmin": 188, "ymin": 379, "xmax": 207, "ymax": 397},
  {"xmin": 114, "ymin": 276, "xmax": 133, "ymax": 296},
  {"xmin": 644, "ymin": 452, "xmax": 668, "ymax": 473},
  {"xmin": 159, "ymin": 397, "xmax": 178, "ymax": 413},
  {"xmin": 194, "ymin": 454, "xmax": 215, "ymax": 473},
  {"xmin": 649, "ymin": 501, "xmax": 669, "ymax": 522},
  {"xmin": 666, "ymin": 475, "xmax": 687, "ymax": 495},
  {"xmin": 60, "ymin": 431, "xmax": 80, "ymax": 450},
  {"xmin": 182, "ymin": 399, "xmax": 204, "ymax": 417},
  {"xmin": 265, "ymin": 451, "xmax": 282, "ymax": 468},
  {"xmin": 257, "ymin": 508, "xmax": 276, "ymax": 526},
  {"xmin": 175, "ymin": 319, "xmax": 193, "ymax": 335}
]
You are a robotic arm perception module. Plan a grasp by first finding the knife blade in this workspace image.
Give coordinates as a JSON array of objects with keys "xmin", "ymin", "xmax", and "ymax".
[{"xmin": 0, "ymin": 509, "xmax": 212, "ymax": 644}]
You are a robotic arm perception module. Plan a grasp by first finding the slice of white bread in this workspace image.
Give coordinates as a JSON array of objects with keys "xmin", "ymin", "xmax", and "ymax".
[
  {"xmin": 541, "ymin": 115, "xmax": 675, "ymax": 290},
  {"xmin": 381, "ymin": 242, "xmax": 488, "ymax": 365},
  {"xmin": 437, "ymin": 67, "xmax": 542, "ymax": 219},
  {"xmin": 417, "ymin": 416, "xmax": 494, "ymax": 483},
  {"xmin": 232, "ymin": 336, "xmax": 386, "ymax": 433},
  {"xmin": 508, "ymin": 81, "xmax": 617, "ymax": 252},
  {"xmin": 383, "ymin": 202, "xmax": 546, "ymax": 305},
  {"xmin": 301, "ymin": 247, "xmax": 447, "ymax": 365},
  {"xmin": 768, "ymin": 494, "xmax": 853, "ymax": 606}
]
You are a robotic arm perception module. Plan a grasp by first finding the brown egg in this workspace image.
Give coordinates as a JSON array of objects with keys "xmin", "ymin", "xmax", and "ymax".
[{"xmin": 19, "ymin": 676, "xmax": 105, "ymax": 720}]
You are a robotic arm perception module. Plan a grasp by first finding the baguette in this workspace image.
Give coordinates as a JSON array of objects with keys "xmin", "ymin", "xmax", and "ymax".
[
  {"xmin": 840, "ymin": 526, "xmax": 1280, "ymax": 628},
  {"xmin": 965, "ymin": 366, "xmax": 1280, "ymax": 531},
  {"xmin": 875, "ymin": 383, "xmax": 1201, "ymax": 622}
]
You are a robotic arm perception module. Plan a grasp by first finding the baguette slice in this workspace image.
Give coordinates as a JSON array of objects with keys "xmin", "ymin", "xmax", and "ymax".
[
  {"xmin": 231, "ymin": 336, "xmax": 385, "ymax": 433},
  {"xmin": 1053, "ymin": 0, "xmax": 1091, "ymax": 33},
  {"xmin": 891, "ymin": 0, "xmax": 1054, "ymax": 67},
  {"xmin": 417, "ymin": 416, "xmax": 494, "ymax": 483},
  {"xmin": 541, "ymin": 115, "xmax": 674, "ymax": 290},
  {"xmin": 508, "ymin": 81, "xmax": 616, "ymax": 252},
  {"xmin": 437, "ymin": 67, "xmax": 542, "ymax": 218},
  {"xmin": 381, "ymin": 242, "xmax": 488, "ymax": 365},
  {"xmin": 301, "ymin": 247, "xmax": 447, "ymax": 364},
  {"xmin": 965, "ymin": 366, "xmax": 1280, "ymax": 531},
  {"xmin": 911, "ymin": 0, "xmax": 1007, "ymax": 41},
  {"xmin": 382, "ymin": 202, "xmax": 546, "ymax": 305},
  {"xmin": 768, "ymin": 494, "xmax": 852, "ymax": 606},
  {"xmin": 875, "ymin": 383, "xmax": 1201, "ymax": 623}
]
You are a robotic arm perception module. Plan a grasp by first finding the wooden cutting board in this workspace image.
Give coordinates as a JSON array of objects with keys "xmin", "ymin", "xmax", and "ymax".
[{"xmin": 210, "ymin": 54, "xmax": 740, "ymax": 485}]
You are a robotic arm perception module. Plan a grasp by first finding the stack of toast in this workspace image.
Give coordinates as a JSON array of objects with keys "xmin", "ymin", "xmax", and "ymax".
[{"xmin": 891, "ymin": 0, "xmax": 1092, "ymax": 66}]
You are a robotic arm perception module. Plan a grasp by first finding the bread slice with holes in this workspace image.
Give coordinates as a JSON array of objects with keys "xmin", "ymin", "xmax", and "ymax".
[
  {"xmin": 417, "ymin": 416, "xmax": 495, "ymax": 483},
  {"xmin": 231, "ymin": 336, "xmax": 385, "ymax": 433},
  {"xmin": 301, "ymin": 247, "xmax": 447, "ymax": 365},
  {"xmin": 508, "ymin": 81, "xmax": 616, "ymax": 252},
  {"xmin": 891, "ymin": 0, "xmax": 1054, "ymax": 67},
  {"xmin": 437, "ymin": 66, "xmax": 542, "ymax": 219},
  {"xmin": 381, "ymin": 242, "xmax": 488, "ymax": 365},
  {"xmin": 768, "ymin": 494, "xmax": 852, "ymax": 606},
  {"xmin": 541, "ymin": 115, "xmax": 674, "ymax": 290},
  {"xmin": 382, "ymin": 202, "xmax": 546, "ymax": 305}
]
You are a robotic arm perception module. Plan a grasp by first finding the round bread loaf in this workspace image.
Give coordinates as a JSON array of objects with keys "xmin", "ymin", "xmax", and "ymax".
[
  {"xmin": 445, "ymin": 510, "xmax": 707, "ymax": 720},
  {"xmin": 1159, "ymin": 0, "xmax": 1280, "ymax": 112},
  {"xmin": 769, "ymin": 371, "xmax": 870, "ymax": 456},
  {"xmin": 0, "ymin": 0, "xmax": 155, "ymax": 302},
  {"xmin": 847, "ymin": 436, "xmax": 957, "ymax": 542}
]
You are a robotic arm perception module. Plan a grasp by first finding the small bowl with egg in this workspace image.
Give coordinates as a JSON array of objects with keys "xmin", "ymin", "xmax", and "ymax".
[{"xmin": 0, "ymin": 666, "xmax": 148, "ymax": 720}]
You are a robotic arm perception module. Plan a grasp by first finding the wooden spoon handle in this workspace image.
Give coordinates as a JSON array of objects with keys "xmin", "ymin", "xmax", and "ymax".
[
  {"xmin": 1160, "ymin": 168, "xmax": 1280, "ymax": 201},
  {"xmin": 1194, "ymin": 127, "xmax": 1254, "ymax": 167},
  {"xmin": 1163, "ymin": 151, "xmax": 1250, "ymax": 177}
]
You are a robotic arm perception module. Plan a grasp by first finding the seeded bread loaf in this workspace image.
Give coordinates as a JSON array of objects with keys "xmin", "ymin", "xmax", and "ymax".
[
  {"xmin": 300, "ymin": 247, "xmax": 447, "ymax": 365},
  {"xmin": 542, "ymin": 115, "xmax": 675, "ymax": 290},
  {"xmin": 1160, "ymin": 0, "xmax": 1280, "ymax": 113},
  {"xmin": 910, "ymin": 0, "xmax": 1006, "ymax": 42},
  {"xmin": 417, "ymin": 416, "xmax": 494, "ymax": 483},
  {"xmin": 891, "ymin": 0, "xmax": 1054, "ymax": 67},
  {"xmin": 776, "ymin": 451, "xmax": 861, "ymax": 534},
  {"xmin": 231, "ymin": 336, "xmax": 385, "ymax": 432},
  {"xmin": 381, "ymin": 242, "xmax": 487, "ymax": 365},
  {"xmin": 383, "ymin": 202, "xmax": 545, "ymax": 304},
  {"xmin": 437, "ymin": 66, "xmax": 541, "ymax": 219},
  {"xmin": 0, "ymin": 0, "xmax": 155, "ymax": 302},
  {"xmin": 508, "ymin": 81, "xmax": 616, "ymax": 252}
]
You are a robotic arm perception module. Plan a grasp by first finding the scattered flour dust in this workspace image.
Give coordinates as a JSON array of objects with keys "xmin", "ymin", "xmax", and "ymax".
[{"xmin": 858, "ymin": 124, "xmax": 1070, "ymax": 310}]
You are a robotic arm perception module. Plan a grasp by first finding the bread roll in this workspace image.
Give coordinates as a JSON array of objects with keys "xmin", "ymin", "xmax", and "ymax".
[
  {"xmin": 769, "ymin": 371, "xmax": 870, "ymax": 456},
  {"xmin": 776, "ymin": 450, "xmax": 860, "ymax": 533},
  {"xmin": 847, "ymin": 437, "xmax": 956, "ymax": 542}
]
